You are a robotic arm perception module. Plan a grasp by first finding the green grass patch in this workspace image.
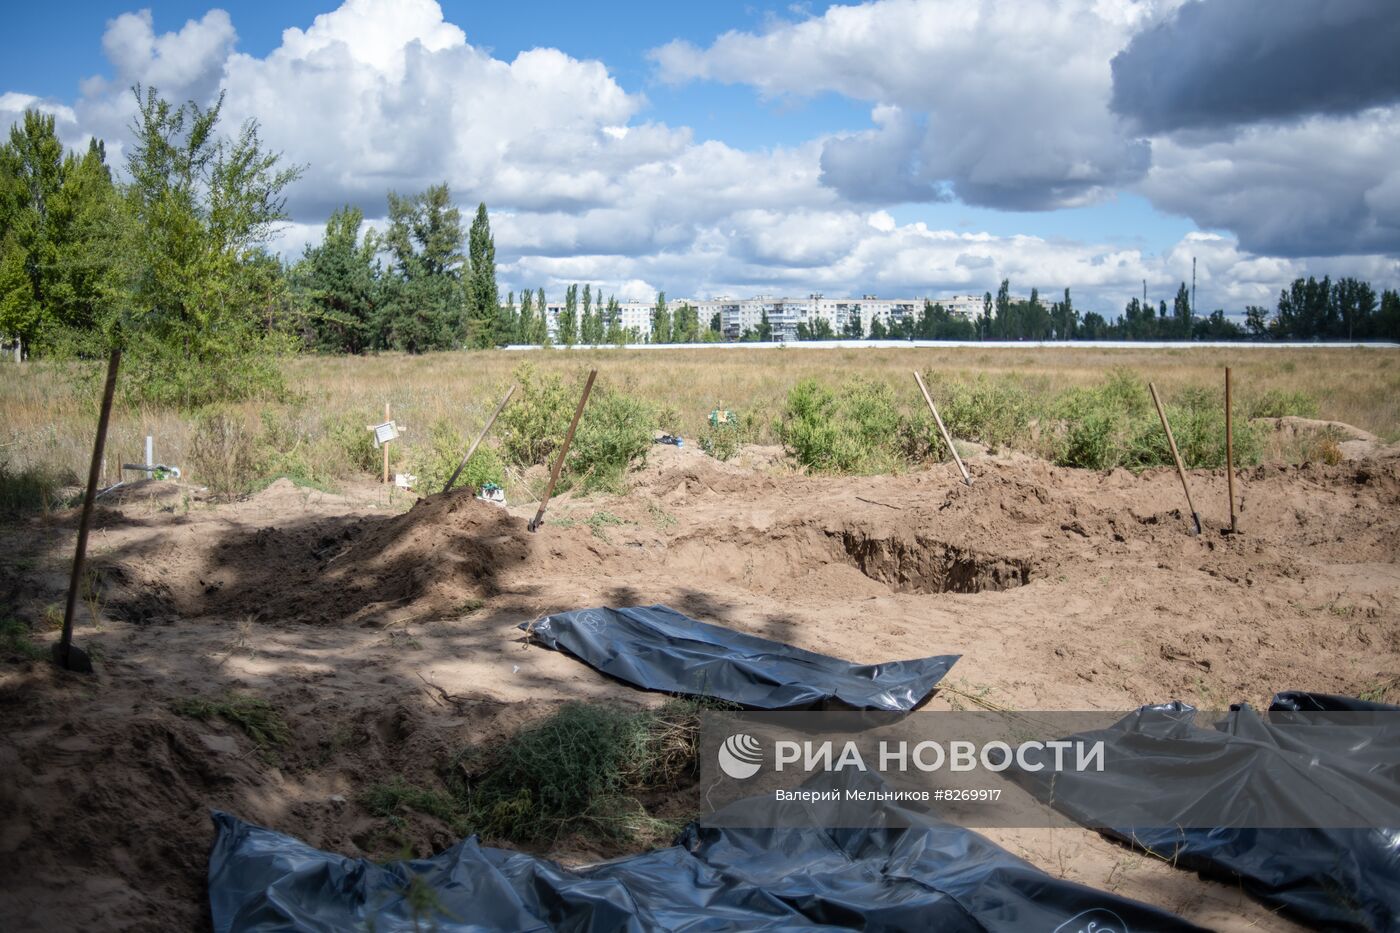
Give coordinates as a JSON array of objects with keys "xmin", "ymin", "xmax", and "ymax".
[
  {"xmin": 584, "ymin": 510, "xmax": 629, "ymax": 540},
  {"xmin": 0, "ymin": 617, "xmax": 45, "ymax": 660},
  {"xmin": 362, "ymin": 779, "xmax": 466, "ymax": 829},
  {"xmin": 1244, "ymin": 388, "xmax": 1320, "ymax": 420},
  {"xmin": 172, "ymin": 692, "xmax": 291, "ymax": 754}
]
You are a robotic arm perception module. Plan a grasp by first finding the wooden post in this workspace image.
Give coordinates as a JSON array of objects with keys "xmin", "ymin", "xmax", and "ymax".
[
  {"xmin": 913, "ymin": 371, "xmax": 971, "ymax": 486},
  {"xmin": 1225, "ymin": 367, "xmax": 1238, "ymax": 533},
  {"xmin": 1148, "ymin": 382, "xmax": 1202, "ymax": 536},
  {"xmin": 444, "ymin": 384, "xmax": 516, "ymax": 494},
  {"xmin": 529, "ymin": 370, "xmax": 597, "ymax": 532},
  {"xmin": 383, "ymin": 401, "xmax": 391, "ymax": 484},
  {"xmin": 55, "ymin": 348, "xmax": 121, "ymax": 672}
]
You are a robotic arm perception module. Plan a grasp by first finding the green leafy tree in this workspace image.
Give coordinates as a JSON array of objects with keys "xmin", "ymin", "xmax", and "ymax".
[
  {"xmin": 1051, "ymin": 288, "xmax": 1076, "ymax": 340},
  {"xmin": 533, "ymin": 287, "xmax": 548, "ymax": 344},
  {"xmin": 292, "ymin": 205, "xmax": 379, "ymax": 353},
  {"xmin": 650, "ymin": 291, "xmax": 670, "ymax": 343},
  {"xmin": 517, "ymin": 288, "xmax": 534, "ymax": 344},
  {"xmin": 756, "ymin": 306, "xmax": 772, "ymax": 341},
  {"xmin": 1173, "ymin": 282, "xmax": 1192, "ymax": 338},
  {"xmin": 114, "ymin": 86, "xmax": 303, "ymax": 404},
  {"xmin": 379, "ymin": 183, "xmax": 466, "ymax": 353},
  {"xmin": 497, "ymin": 290, "xmax": 518, "ymax": 345},
  {"xmin": 0, "ymin": 113, "xmax": 119, "ymax": 355},
  {"xmin": 841, "ymin": 310, "xmax": 862, "ymax": 338},
  {"xmin": 673, "ymin": 302, "xmax": 699, "ymax": 342},
  {"xmin": 557, "ymin": 283, "xmax": 578, "ymax": 345},
  {"xmin": 465, "ymin": 202, "xmax": 498, "ymax": 347}
]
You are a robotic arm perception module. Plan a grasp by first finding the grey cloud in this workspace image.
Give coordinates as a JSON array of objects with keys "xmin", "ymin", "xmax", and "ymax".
[{"xmin": 1112, "ymin": 0, "xmax": 1400, "ymax": 132}]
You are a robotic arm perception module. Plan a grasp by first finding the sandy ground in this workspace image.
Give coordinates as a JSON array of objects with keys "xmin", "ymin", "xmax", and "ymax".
[{"xmin": 2, "ymin": 439, "xmax": 1398, "ymax": 931}]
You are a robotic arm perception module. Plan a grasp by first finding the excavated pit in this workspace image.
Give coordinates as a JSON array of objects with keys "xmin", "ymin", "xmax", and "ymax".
[{"xmin": 830, "ymin": 529, "xmax": 1034, "ymax": 594}]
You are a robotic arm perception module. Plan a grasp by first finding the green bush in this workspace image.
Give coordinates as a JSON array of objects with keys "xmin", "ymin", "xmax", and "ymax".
[
  {"xmin": 567, "ymin": 388, "xmax": 654, "ymax": 493},
  {"xmin": 188, "ymin": 407, "xmax": 260, "ymax": 498},
  {"xmin": 320, "ymin": 411, "xmax": 380, "ymax": 474},
  {"xmin": 1051, "ymin": 375, "xmax": 1260, "ymax": 470},
  {"xmin": 924, "ymin": 373, "xmax": 1035, "ymax": 453},
  {"xmin": 698, "ymin": 421, "xmax": 740, "ymax": 461},
  {"xmin": 497, "ymin": 364, "xmax": 654, "ymax": 492},
  {"xmin": 498, "ymin": 364, "xmax": 573, "ymax": 468},
  {"xmin": 780, "ymin": 378, "xmax": 904, "ymax": 474},
  {"xmin": 1245, "ymin": 388, "xmax": 1320, "ymax": 420},
  {"xmin": 407, "ymin": 418, "xmax": 505, "ymax": 495}
]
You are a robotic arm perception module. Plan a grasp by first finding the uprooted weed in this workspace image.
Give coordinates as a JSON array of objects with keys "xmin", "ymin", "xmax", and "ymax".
[
  {"xmin": 454, "ymin": 700, "xmax": 712, "ymax": 845},
  {"xmin": 362, "ymin": 699, "xmax": 722, "ymax": 849},
  {"xmin": 172, "ymin": 692, "xmax": 292, "ymax": 759}
]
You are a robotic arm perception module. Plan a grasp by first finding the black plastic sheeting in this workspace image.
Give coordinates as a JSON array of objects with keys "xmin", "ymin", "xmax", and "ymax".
[
  {"xmin": 522, "ymin": 605, "xmax": 958, "ymax": 711},
  {"xmin": 209, "ymin": 776, "xmax": 1208, "ymax": 933},
  {"xmin": 1016, "ymin": 692, "xmax": 1400, "ymax": 932}
]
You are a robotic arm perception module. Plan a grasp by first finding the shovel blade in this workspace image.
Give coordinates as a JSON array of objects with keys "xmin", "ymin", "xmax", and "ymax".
[{"xmin": 51, "ymin": 641, "xmax": 94, "ymax": 674}]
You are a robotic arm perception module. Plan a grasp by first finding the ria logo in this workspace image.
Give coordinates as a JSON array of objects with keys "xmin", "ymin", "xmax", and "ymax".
[{"xmin": 718, "ymin": 733, "xmax": 763, "ymax": 779}]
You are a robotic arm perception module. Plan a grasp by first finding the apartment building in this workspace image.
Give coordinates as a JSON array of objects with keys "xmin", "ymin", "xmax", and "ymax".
[{"xmin": 540, "ymin": 292, "xmax": 987, "ymax": 342}]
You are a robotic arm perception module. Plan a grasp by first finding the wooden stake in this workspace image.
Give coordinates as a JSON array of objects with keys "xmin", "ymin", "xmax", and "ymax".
[
  {"xmin": 1225, "ymin": 367, "xmax": 1238, "ymax": 533},
  {"xmin": 1148, "ymin": 382, "xmax": 1202, "ymax": 536},
  {"xmin": 444, "ymin": 384, "xmax": 516, "ymax": 494},
  {"xmin": 913, "ymin": 371, "xmax": 971, "ymax": 486},
  {"xmin": 383, "ymin": 401, "xmax": 391, "ymax": 484},
  {"xmin": 529, "ymin": 370, "xmax": 597, "ymax": 532},
  {"xmin": 55, "ymin": 348, "xmax": 121, "ymax": 672}
]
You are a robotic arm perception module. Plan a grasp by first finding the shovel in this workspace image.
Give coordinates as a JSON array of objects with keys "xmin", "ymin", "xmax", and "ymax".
[{"xmin": 53, "ymin": 347, "xmax": 121, "ymax": 673}]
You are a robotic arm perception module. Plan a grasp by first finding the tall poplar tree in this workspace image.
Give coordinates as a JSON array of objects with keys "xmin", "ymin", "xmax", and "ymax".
[{"xmin": 466, "ymin": 202, "xmax": 498, "ymax": 348}]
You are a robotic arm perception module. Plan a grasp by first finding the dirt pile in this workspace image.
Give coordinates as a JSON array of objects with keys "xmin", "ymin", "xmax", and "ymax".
[{"xmin": 200, "ymin": 489, "xmax": 536, "ymax": 625}]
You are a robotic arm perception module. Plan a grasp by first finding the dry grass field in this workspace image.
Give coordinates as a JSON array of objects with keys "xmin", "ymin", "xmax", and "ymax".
[{"xmin": 3, "ymin": 345, "xmax": 1398, "ymax": 495}]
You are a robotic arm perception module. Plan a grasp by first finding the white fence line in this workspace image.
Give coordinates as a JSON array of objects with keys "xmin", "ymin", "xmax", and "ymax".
[{"xmin": 503, "ymin": 340, "xmax": 1399, "ymax": 351}]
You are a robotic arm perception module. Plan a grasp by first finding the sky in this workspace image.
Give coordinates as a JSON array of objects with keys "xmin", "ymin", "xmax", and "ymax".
[{"xmin": 2, "ymin": 0, "xmax": 1399, "ymax": 316}]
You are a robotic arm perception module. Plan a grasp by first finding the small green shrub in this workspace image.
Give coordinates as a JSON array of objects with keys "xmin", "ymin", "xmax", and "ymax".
[
  {"xmin": 1245, "ymin": 388, "xmax": 1320, "ymax": 420},
  {"xmin": 1052, "ymin": 375, "xmax": 1260, "ymax": 471},
  {"xmin": 188, "ymin": 408, "xmax": 260, "ymax": 498},
  {"xmin": 698, "ymin": 421, "xmax": 740, "ymax": 460},
  {"xmin": 498, "ymin": 364, "xmax": 573, "ymax": 468},
  {"xmin": 255, "ymin": 408, "xmax": 318, "ymax": 483},
  {"xmin": 567, "ymin": 388, "xmax": 654, "ymax": 493},
  {"xmin": 319, "ymin": 410, "xmax": 380, "ymax": 474},
  {"xmin": 497, "ymin": 365, "xmax": 654, "ymax": 492},
  {"xmin": 926, "ymin": 373, "xmax": 1035, "ymax": 453},
  {"xmin": 780, "ymin": 378, "xmax": 904, "ymax": 474},
  {"xmin": 407, "ymin": 419, "xmax": 505, "ymax": 495}
]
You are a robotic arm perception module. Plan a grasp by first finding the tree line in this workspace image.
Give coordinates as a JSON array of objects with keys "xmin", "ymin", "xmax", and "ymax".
[{"xmin": 4, "ymin": 92, "xmax": 1398, "ymax": 406}]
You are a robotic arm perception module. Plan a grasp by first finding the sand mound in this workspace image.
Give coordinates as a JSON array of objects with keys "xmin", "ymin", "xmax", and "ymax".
[{"xmin": 202, "ymin": 490, "xmax": 533, "ymax": 625}]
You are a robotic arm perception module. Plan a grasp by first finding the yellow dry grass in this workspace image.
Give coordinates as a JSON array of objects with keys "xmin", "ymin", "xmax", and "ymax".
[{"xmin": 2, "ymin": 345, "xmax": 1397, "ymax": 485}]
